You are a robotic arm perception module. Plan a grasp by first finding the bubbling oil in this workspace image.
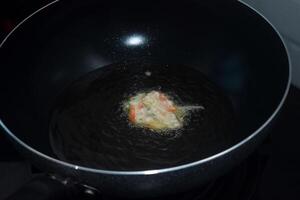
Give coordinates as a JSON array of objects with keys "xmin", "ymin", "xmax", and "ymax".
[{"xmin": 49, "ymin": 62, "xmax": 235, "ymax": 171}]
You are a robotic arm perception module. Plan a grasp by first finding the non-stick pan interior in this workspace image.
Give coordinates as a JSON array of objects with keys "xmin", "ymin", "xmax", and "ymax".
[
  {"xmin": 48, "ymin": 62, "xmax": 235, "ymax": 170},
  {"xmin": 0, "ymin": 0, "xmax": 289, "ymax": 170}
]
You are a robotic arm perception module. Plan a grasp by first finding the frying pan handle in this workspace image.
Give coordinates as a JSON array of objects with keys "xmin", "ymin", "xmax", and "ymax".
[{"xmin": 5, "ymin": 174, "xmax": 79, "ymax": 200}]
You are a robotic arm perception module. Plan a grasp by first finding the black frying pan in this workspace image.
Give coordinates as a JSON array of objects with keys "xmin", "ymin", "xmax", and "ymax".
[{"xmin": 0, "ymin": 0, "xmax": 290, "ymax": 198}]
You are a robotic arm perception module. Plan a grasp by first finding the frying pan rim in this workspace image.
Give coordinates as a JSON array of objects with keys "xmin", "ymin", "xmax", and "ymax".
[{"xmin": 0, "ymin": 0, "xmax": 292, "ymax": 175}]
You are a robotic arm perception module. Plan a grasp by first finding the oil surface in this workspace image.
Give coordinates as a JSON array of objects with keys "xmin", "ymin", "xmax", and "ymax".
[{"xmin": 49, "ymin": 62, "xmax": 235, "ymax": 171}]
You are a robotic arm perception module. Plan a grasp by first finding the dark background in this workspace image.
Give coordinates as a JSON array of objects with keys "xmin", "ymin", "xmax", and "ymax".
[{"xmin": 0, "ymin": 1, "xmax": 300, "ymax": 199}]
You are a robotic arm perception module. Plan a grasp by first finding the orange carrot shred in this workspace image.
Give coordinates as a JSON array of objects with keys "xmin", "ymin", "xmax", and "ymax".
[{"xmin": 129, "ymin": 105, "xmax": 136, "ymax": 123}]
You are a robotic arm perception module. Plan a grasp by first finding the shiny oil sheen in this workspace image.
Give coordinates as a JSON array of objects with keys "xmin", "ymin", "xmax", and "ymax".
[{"xmin": 49, "ymin": 63, "xmax": 235, "ymax": 170}]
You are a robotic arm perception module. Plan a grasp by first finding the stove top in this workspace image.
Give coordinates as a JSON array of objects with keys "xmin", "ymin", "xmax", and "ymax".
[
  {"xmin": 0, "ymin": 147, "xmax": 267, "ymax": 200},
  {"xmin": 1, "ymin": 1, "xmax": 300, "ymax": 200}
]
